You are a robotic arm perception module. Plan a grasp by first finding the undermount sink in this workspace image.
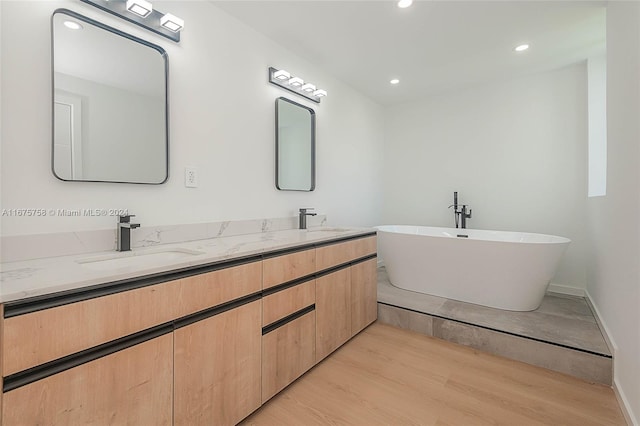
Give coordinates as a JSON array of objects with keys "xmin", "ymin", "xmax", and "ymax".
[
  {"xmin": 77, "ymin": 247, "xmax": 205, "ymax": 271},
  {"xmin": 307, "ymin": 227, "xmax": 351, "ymax": 233}
]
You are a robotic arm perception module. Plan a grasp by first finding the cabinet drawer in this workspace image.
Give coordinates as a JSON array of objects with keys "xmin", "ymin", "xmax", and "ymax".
[
  {"xmin": 262, "ymin": 310, "xmax": 315, "ymax": 403},
  {"xmin": 263, "ymin": 249, "xmax": 315, "ymax": 289},
  {"xmin": 2, "ymin": 333, "xmax": 173, "ymax": 425},
  {"xmin": 263, "ymin": 280, "xmax": 315, "ymax": 326},
  {"xmin": 175, "ymin": 261, "xmax": 262, "ymax": 318},
  {"xmin": 316, "ymin": 236, "xmax": 376, "ymax": 271},
  {"xmin": 3, "ymin": 279, "xmax": 181, "ymax": 376}
]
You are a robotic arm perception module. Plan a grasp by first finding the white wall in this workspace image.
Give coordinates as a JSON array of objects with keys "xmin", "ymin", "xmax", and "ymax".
[
  {"xmin": 382, "ymin": 64, "xmax": 588, "ymax": 290},
  {"xmin": 0, "ymin": 1, "xmax": 384, "ymax": 236},
  {"xmin": 586, "ymin": 3, "xmax": 640, "ymax": 424}
]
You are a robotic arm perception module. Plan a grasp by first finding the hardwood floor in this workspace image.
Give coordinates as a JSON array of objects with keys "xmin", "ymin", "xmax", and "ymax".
[{"xmin": 242, "ymin": 322, "xmax": 625, "ymax": 426}]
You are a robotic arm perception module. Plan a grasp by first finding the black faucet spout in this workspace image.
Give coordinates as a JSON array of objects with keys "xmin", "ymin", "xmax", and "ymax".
[
  {"xmin": 117, "ymin": 214, "xmax": 140, "ymax": 251},
  {"xmin": 299, "ymin": 208, "xmax": 317, "ymax": 230}
]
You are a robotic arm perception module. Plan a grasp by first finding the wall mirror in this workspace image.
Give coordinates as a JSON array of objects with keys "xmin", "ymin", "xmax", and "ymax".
[
  {"xmin": 52, "ymin": 9, "xmax": 168, "ymax": 184},
  {"xmin": 276, "ymin": 97, "xmax": 315, "ymax": 191}
]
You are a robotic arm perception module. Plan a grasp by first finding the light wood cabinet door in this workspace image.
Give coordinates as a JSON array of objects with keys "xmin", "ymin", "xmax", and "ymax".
[
  {"xmin": 315, "ymin": 268, "xmax": 351, "ymax": 362},
  {"xmin": 351, "ymin": 258, "xmax": 378, "ymax": 336},
  {"xmin": 262, "ymin": 310, "xmax": 316, "ymax": 403},
  {"xmin": 2, "ymin": 333, "xmax": 173, "ymax": 425},
  {"xmin": 174, "ymin": 300, "xmax": 262, "ymax": 426}
]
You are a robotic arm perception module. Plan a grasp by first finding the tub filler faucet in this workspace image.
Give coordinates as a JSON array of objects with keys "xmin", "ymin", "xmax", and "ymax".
[
  {"xmin": 117, "ymin": 214, "xmax": 140, "ymax": 251},
  {"xmin": 448, "ymin": 191, "xmax": 472, "ymax": 229}
]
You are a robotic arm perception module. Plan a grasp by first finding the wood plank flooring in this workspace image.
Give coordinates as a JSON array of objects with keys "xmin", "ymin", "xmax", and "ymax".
[{"xmin": 241, "ymin": 322, "xmax": 625, "ymax": 426}]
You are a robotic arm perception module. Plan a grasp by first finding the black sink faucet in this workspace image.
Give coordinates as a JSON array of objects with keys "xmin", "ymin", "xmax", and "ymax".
[
  {"xmin": 299, "ymin": 208, "xmax": 317, "ymax": 230},
  {"xmin": 448, "ymin": 192, "xmax": 472, "ymax": 229},
  {"xmin": 117, "ymin": 214, "xmax": 140, "ymax": 251}
]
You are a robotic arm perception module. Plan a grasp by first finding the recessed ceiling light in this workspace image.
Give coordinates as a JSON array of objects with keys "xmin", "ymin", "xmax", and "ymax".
[
  {"xmin": 398, "ymin": 0, "xmax": 413, "ymax": 8},
  {"xmin": 63, "ymin": 20, "xmax": 83, "ymax": 30},
  {"xmin": 390, "ymin": 79, "xmax": 400, "ymax": 85},
  {"xmin": 514, "ymin": 44, "xmax": 530, "ymax": 52}
]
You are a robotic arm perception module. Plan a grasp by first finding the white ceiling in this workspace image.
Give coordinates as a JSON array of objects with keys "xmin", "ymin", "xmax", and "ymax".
[{"xmin": 212, "ymin": 0, "xmax": 606, "ymax": 105}]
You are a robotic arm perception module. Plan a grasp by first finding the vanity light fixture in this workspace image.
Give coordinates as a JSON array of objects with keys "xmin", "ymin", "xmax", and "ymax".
[
  {"xmin": 126, "ymin": 0, "xmax": 153, "ymax": 18},
  {"xmin": 80, "ymin": 0, "xmax": 184, "ymax": 42},
  {"xmin": 160, "ymin": 13, "xmax": 184, "ymax": 33},
  {"xmin": 514, "ymin": 44, "xmax": 530, "ymax": 52},
  {"xmin": 268, "ymin": 67, "xmax": 326, "ymax": 103},
  {"xmin": 301, "ymin": 83, "xmax": 316, "ymax": 93},
  {"xmin": 289, "ymin": 76, "xmax": 304, "ymax": 87},
  {"xmin": 273, "ymin": 69, "xmax": 291, "ymax": 81}
]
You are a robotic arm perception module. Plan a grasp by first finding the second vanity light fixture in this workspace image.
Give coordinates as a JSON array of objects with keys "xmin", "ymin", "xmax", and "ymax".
[
  {"xmin": 80, "ymin": 0, "xmax": 184, "ymax": 42},
  {"xmin": 269, "ymin": 67, "xmax": 327, "ymax": 103}
]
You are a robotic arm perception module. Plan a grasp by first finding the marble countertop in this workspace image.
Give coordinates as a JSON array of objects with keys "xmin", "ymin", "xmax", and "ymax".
[{"xmin": 0, "ymin": 227, "xmax": 376, "ymax": 304}]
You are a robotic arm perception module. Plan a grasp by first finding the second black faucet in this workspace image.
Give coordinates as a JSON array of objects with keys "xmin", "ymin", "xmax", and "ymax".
[{"xmin": 299, "ymin": 208, "xmax": 317, "ymax": 230}]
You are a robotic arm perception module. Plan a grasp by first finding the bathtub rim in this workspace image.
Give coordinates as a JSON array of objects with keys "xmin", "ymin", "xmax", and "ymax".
[{"xmin": 375, "ymin": 225, "xmax": 571, "ymax": 245}]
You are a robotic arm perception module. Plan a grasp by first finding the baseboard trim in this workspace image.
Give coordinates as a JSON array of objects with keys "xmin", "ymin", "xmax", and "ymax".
[
  {"xmin": 614, "ymin": 378, "xmax": 638, "ymax": 426},
  {"xmin": 585, "ymin": 290, "xmax": 637, "ymax": 426},
  {"xmin": 547, "ymin": 283, "xmax": 585, "ymax": 297},
  {"xmin": 584, "ymin": 290, "xmax": 617, "ymax": 359}
]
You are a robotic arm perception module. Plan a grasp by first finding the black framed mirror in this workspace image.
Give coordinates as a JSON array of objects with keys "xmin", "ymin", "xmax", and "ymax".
[
  {"xmin": 52, "ymin": 9, "xmax": 169, "ymax": 184},
  {"xmin": 275, "ymin": 97, "xmax": 315, "ymax": 191}
]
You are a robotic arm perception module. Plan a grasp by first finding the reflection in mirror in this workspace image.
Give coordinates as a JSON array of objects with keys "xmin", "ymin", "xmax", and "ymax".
[
  {"xmin": 276, "ymin": 97, "xmax": 315, "ymax": 191},
  {"xmin": 52, "ymin": 9, "xmax": 168, "ymax": 184}
]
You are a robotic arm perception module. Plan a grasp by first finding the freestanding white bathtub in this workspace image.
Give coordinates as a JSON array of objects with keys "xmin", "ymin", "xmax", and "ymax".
[{"xmin": 376, "ymin": 225, "xmax": 570, "ymax": 311}]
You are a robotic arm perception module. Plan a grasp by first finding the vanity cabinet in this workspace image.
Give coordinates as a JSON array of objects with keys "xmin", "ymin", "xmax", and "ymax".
[
  {"xmin": 2, "ymin": 333, "xmax": 173, "ymax": 425},
  {"xmin": 174, "ymin": 300, "xmax": 262, "ymax": 426},
  {"xmin": 0, "ymin": 232, "xmax": 377, "ymax": 425}
]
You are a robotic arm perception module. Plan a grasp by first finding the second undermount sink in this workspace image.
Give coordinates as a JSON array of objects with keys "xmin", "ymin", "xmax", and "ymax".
[{"xmin": 77, "ymin": 247, "xmax": 206, "ymax": 271}]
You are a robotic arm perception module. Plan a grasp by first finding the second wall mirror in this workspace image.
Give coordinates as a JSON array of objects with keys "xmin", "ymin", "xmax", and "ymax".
[{"xmin": 276, "ymin": 97, "xmax": 315, "ymax": 191}]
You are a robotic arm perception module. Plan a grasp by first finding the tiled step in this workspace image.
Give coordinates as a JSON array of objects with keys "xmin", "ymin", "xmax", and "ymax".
[
  {"xmin": 377, "ymin": 267, "xmax": 613, "ymax": 385},
  {"xmin": 377, "ymin": 303, "xmax": 612, "ymax": 384}
]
